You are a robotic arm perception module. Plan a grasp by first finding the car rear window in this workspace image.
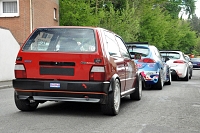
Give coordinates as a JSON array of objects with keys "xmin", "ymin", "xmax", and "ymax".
[
  {"xmin": 160, "ymin": 52, "xmax": 180, "ymax": 59},
  {"xmin": 128, "ymin": 47, "xmax": 149, "ymax": 57},
  {"xmin": 22, "ymin": 28, "xmax": 96, "ymax": 52}
]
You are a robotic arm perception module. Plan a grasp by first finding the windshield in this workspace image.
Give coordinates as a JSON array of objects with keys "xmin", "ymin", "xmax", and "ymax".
[
  {"xmin": 22, "ymin": 28, "xmax": 96, "ymax": 52},
  {"xmin": 160, "ymin": 52, "xmax": 180, "ymax": 59},
  {"xmin": 128, "ymin": 47, "xmax": 149, "ymax": 57}
]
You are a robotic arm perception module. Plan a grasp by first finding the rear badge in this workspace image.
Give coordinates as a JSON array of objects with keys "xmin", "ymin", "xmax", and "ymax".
[
  {"xmin": 50, "ymin": 83, "xmax": 60, "ymax": 88},
  {"xmin": 24, "ymin": 60, "xmax": 32, "ymax": 63}
]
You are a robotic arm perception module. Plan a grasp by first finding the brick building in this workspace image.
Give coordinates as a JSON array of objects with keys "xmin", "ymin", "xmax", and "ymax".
[{"xmin": 0, "ymin": 0, "xmax": 59, "ymax": 45}]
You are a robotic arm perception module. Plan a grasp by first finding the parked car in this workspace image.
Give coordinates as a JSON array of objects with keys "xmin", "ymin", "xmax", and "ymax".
[
  {"xmin": 13, "ymin": 26, "xmax": 142, "ymax": 116},
  {"xmin": 160, "ymin": 50, "xmax": 191, "ymax": 81},
  {"xmin": 190, "ymin": 58, "xmax": 200, "ymax": 68},
  {"xmin": 184, "ymin": 54, "xmax": 193, "ymax": 78},
  {"xmin": 126, "ymin": 42, "xmax": 171, "ymax": 90}
]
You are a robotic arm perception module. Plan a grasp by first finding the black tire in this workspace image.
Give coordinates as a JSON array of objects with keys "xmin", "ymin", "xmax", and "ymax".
[
  {"xmin": 14, "ymin": 92, "xmax": 39, "ymax": 111},
  {"xmin": 189, "ymin": 69, "xmax": 192, "ymax": 79},
  {"xmin": 171, "ymin": 75, "xmax": 177, "ymax": 81},
  {"xmin": 182, "ymin": 69, "xmax": 189, "ymax": 81},
  {"xmin": 130, "ymin": 74, "xmax": 142, "ymax": 100},
  {"xmin": 153, "ymin": 73, "xmax": 163, "ymax": 90},
  {"xmin": 101, "ymin": 79, "xmax": 121, "ymax": 116},
  {"xmin": 165, "ymin": 69, "xmax": 171, "ymax": 85}
]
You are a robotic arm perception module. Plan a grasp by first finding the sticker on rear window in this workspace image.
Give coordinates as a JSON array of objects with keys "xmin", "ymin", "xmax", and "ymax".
[{"xmin": 50, "ymin": 83, "xmax": 60, "ymax": 88}]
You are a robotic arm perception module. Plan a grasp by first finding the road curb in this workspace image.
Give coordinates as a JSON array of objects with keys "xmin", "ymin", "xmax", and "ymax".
[
  {"xmin": 0, "ymin": 85, "xmax": 13, "ymax": 89},
  {"xmin": 0, "ymin": 80, "xmax": 13, "ymax": 89}
]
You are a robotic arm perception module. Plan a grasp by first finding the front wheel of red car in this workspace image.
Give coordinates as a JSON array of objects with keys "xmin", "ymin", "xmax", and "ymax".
[
  {"xmin": 130, "ymin": 74, "xmax": 142, "ymax": 100},
  {"xmin": 101, "ymin": 79, "xmax": 121, "ymax": 116},
  {"xmin": 14, "ymin": 92, "xmax": 39, "ymax": 111}
]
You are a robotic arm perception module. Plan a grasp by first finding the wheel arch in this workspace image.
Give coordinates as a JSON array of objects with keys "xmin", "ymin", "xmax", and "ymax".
[{"xmin": 109, "ymin": 74, "xmax": 120, "ymax": 92}]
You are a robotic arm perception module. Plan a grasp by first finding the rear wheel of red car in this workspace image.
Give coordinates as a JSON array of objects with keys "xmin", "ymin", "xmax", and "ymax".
[
  {"xmin": 101, "ymin": 79, "xmax": 121, "ymax": 116},
  {"xmin": 14, "ymin": 92, "xmax": 39, "ymax": 111},
  {"xmin": 130, "ymin": 74, "xmax": 142, "ymax": 100}
]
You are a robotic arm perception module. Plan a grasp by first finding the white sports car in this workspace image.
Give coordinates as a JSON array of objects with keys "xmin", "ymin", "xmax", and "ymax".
[{"xmin": 160, "ymin": 50, "xmax": 191, "ymax": 81}]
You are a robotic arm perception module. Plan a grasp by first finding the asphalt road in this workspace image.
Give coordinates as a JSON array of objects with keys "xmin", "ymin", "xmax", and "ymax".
[{"xmin": 1, "ymin": 69, "xmax": 200, "ymax": 133}]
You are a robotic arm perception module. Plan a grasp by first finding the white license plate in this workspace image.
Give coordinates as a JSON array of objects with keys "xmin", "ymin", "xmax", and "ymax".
[
  {"xmin": 146, "ymin": 72, "xmax": 154, "ymax": 75},
  {"xmin": 50, "ymin": 83, "xmax": 60, "ymax": 88}
]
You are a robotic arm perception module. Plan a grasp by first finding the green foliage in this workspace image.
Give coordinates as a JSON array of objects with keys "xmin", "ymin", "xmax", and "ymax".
[
  {"xmin": 99, "ymin": 1, "xmax": 139, "ymax": 41},
  {"xmin": 194, "ymin": 38, "xmax": 200, "ymax": 56},
  {"xmin": 163, "ymin": 0, "xmax": 182, "ymax": 19},
  {"xmin": 190, "ymin": 15, "xmax": 200, "ymax": 37},
  {"xmin": 59, "ymin": 0, "xmax": 99, "ymax": 26},
  {"xmin": 59, "ymin": 0, "xmax": 139, "ymax": 41},
  {"xmin": 164, "ymin": 19, "xmax": 181, "ymax": 50},
  {"xmin": 176, "ymin": 21, "xmax": 197, "ymax": 53},
  {"xmin": 59, "ymin": 0, "xmax": 199, "ymax": 55},
  {"xmin": 138, "ymin": 5, "xmax": 170, "ymax": 49}
]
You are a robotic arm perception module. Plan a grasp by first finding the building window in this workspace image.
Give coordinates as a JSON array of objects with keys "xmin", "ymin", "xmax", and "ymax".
[
  {"xmin": 0, "ymin": 0, "xmax": 19, "ymax": 17},
  {"xmin": 54, "ymin": 8, "xmax": 57, "ymax": 20},
  {"xmin": 3, "ymin": 1, "xmax": 17, "ymax": 13}
]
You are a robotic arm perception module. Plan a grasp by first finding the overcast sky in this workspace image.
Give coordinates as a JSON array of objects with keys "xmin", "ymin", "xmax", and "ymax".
[
  {"xmin": 179, "ymin": 0, "xmax": 200, "ymax": 19},
  {"xmin": 195, "ymin": 0, "xmax": 200, "ymax": 17}
]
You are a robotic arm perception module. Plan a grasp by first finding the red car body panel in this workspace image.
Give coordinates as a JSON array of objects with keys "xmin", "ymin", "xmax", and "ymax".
[{"xmin": 13, "ymin": 26, "xmax": 139, "ymax": 107}]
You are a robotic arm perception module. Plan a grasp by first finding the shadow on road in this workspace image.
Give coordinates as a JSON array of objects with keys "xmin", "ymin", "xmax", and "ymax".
[{"xmin": 15, "ymin": 96, "xmax": 138, "ymax": 117}]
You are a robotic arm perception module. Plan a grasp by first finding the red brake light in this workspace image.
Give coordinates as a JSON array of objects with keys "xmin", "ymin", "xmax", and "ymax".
[
  {"xmin": 173, "ymin": 60, "xmax": 185, "ymax": 63},
  {"xmin": 90, "ymin": 66, "xmax": 105, "ymax": 81},
  {"xmin": 14, "ymin": 64, "xmax": 27, "ymax": 78},
  {"xmin": 138, "ymin": 58, "xmax": 155, "ymax": 63}
]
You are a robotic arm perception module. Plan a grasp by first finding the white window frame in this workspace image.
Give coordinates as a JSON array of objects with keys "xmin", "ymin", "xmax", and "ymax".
[
  {"xmin": 53, "ymin": 8, "xmax": 57, "ymax": 20},
  {"xmin": 0, "ymin": 0, "xmax": 19, "ymax": 17}
]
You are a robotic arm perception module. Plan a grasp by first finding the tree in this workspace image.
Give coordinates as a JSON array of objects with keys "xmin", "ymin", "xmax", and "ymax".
[
  {"xmin": 99, "ymin": 1, "xmax": 139, "ymax": 41},
  {"xmin": 190, "ymin": 14, "xmax": 200, "ymax": 37},
  {"xmin": 137, "ymin": 3, "xmax": 170, "ymax": 49},
  {"xmin": 59, "ymin": 0, "xmax": 198, "ymax": 54},
  {"xmin": 177, "ymin": 21, "xmax": 197, "ymax": 54},
  {"xmin": 59, "ymin": 0, "xmax": 99, "ymax": 26}
]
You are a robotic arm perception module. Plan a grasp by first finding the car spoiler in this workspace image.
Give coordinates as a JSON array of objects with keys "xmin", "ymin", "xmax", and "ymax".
[
  {"xmin": 125, "ymin": 42, "xmax": 149, "ymax": 49},
  {"xmin": 160, "ymin": 50, "xmax": 181, "ymax": 52}
]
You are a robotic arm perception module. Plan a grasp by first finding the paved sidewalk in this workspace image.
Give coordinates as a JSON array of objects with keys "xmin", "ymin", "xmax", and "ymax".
[{"xmin": 0, "ymin": 80, "xmax": 12, "ymax": 89}]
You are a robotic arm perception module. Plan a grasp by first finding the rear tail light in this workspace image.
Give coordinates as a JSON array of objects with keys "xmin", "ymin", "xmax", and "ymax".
[
  {"xmin": 90, "ymin": 66, "xmax": 105, "ymax": 81},
  {"xmin": 173, "ymin": 60, "xmax": 185, "ymax": 63},
  {"xmin": 138, "ymin": 58, "xmax": 155, "ymax": 63},
  {"xmin": 14, "ymin": 64, "xmax": 27, "ymax": 78}
]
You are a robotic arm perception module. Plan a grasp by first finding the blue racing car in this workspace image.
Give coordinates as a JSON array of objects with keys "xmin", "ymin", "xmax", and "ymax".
[{"xmin": 126, "ymin": 42, "xmax": 171, "ymax": 90}]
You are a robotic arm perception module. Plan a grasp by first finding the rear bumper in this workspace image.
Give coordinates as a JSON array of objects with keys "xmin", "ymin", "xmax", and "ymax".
[
  {"xmin": 13, "ymin": 79, "xmax": 110, "ymax": 104},
  {"xmin": 170, "ymin": 67, "xmax": 186, "ymax": 78},
  {"xmin": 140, "ymin": 70, "xmax": 159, "ymax": 84},
  {"xmin": 193, "ymin": 65, "xmax": 200, "ymax": 68}
]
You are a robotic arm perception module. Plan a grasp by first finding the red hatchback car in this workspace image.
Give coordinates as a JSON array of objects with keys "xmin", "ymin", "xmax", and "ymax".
[{"xmin": 13, "ymin": 26, "xmax": 142, "ymax": 115}]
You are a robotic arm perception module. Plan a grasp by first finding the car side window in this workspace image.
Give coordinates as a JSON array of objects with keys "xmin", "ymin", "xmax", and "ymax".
[
  {"xmin": 115, "ymin": 36, "xmax": 130, "ymax": 58},
  {"xmin": 182, "ymin": 53, "xmax": 187, "ymax": 60},
  {"xmin": 104, "ymin": 31, "xmax": 121, "ymax": 57},
  {"xmin": 153, "ymin": 46, "xmax": 162, "ymax": 59},
  {"xmin": 185, "ymin": 56, "xmax": 189, "ymax": 61}
]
